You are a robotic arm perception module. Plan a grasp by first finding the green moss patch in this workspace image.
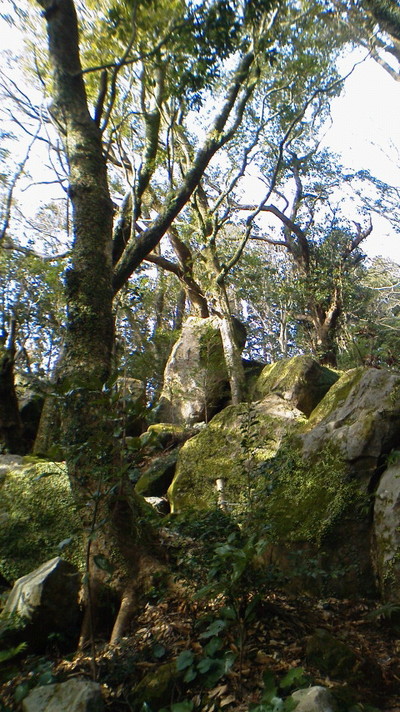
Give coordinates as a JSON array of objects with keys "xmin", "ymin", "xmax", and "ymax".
[
  {"xmin": 254, "ymin": 436, "xmax": 360, "ymax": 545},
  {"xmin": 168, "ymin": 400, "xmax": 302, "ymax": 513},
  {"xmin": 0, "ymin": 460, "xmax": 84, "ymax": 582},
  {"xmin": 254, "ymin": 355, "xmax": 339, "ymax": 417}
]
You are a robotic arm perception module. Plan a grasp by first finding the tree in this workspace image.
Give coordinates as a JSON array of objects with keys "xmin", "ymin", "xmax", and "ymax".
[
  {"xmin": 329, "ymin": 0, "xmax": 400, "ymax": 81},
  {"xmin": 32, "ymin": 0, "xmax": 283, "ymax": 645}
]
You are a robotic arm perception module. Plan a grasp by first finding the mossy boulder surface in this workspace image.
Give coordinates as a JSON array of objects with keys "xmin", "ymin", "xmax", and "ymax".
[
  {"xmin": 0, "ymin": 458, "xmax": 83, "ymax": 582},
  {"xmin": 253, "ymin": 355, "xmax": 338, "ymax": 416},
  {"xmin": 302, "ymin": 368, "xmax": 400, "ymax": 477},
  {"xmin": 135, "ymin": 448, "xmax": 180, "ymax": 497},
  {"xmin": 157, "ymin": 316, "xmax": 246, "ymax": 425},
  {"xmin": 373, "ymin": 459, "xmax": 400, "ymax": 600},
  {"xmin": 168, "ymin": 397, "xmax": 303, "ymax": 513},
  {"xmin": 130, "ymin": 661, "xmax": 179, "ymax": 709}
]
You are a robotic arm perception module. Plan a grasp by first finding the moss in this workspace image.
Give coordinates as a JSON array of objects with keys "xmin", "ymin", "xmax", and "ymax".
[
  {"xmin": 130, "ymin": 661, "xmax": 179, "ymax": 708},
  {"xmin": 306, "ymin": 367, "xmax": 365, "ymax": 427},
  {"xmin": 254, "ymin": 435, "xmax": 361, "ymax": 545},
  {"xmin": 0, "ymin": 460, "xmax": 84, "ymax": 582},
  {"xmin": 135, "ymin": 449, "xmax": 179, "ymax": 496},
  {"xmin": 168, "ymin": 401, "xmax": 301, "ymax": 513},
  {"xmin": 254, "ymin": 355, "xmax": 339, "ymax": 417}
]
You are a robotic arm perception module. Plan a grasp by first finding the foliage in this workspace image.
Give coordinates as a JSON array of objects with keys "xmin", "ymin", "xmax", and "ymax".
[
  {"xmin": 166, "ymin": 509, "xmax": 240, "ymax": 590},
  {"xmin": 0, "ymin": 460, "xmax": 83, "ymax": 582},
  {"xmin": 250, "ymin": 667, "xmax": 309, "ymax": 712}
]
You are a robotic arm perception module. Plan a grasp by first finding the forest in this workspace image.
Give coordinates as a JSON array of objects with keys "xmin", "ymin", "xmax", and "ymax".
[{"xmin": 1, "ymin": 1, "xmax": 400, "ymax": 711}]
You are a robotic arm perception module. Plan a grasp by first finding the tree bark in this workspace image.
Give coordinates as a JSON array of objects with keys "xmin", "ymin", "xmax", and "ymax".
[
  {"xmin": 36, "ymin": 0, "xmax": 160, "ymax": 645},
  {"xmin": 0, "ymin": 321, "xmax": 25, "ymax": 454}
]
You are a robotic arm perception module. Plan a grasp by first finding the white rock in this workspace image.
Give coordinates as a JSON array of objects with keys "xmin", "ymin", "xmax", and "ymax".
[
  {"xmin": 291, "ymin": 686, "xmax": 336, "ymax": 712},
  {"xmin": 22, "ymin": 679, "xmax": 104, "ymax": 712}
]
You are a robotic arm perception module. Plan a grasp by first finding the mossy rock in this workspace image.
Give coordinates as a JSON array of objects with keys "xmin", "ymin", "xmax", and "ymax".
[
  {"xmin": 302, "ymin": 367, "xmax": 400, "ymax": 474},
  {"xmin": 135, "ymin": 449, "xmax": 180, "ymax": 497},
  {"xmin": 130, "ymin": 661, "xmax": 180, "ymax": 709},
  {"xmin": 0, "ymin": 459, "xmax": 84, "ymax": 582},
  {"xmin": 253, "ymin": 355, "xmax": 339, "ymax": 417},
  {"xmin": 306, "ymin": 629, "xmax": 358, "ymax": 679},
  {"xmin": 373, "ymin": 460, "xmax": 400, "ymax": 600},
  {"xmin": 168, "ymin": 398, "xmax": 303, "ymax": 513},
  {"xmin": 142, "ymin": 423, "xmax": 191, "ymax": 451}
]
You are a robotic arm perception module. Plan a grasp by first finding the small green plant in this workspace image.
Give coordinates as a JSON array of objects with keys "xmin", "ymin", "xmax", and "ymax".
[
  {"xmin": 249, "ymin": 667, "xmax": 309, "ymax": 712},
  {"xmin": 366, "ymin": 601, "xmax": 400, "ymax": 627}
]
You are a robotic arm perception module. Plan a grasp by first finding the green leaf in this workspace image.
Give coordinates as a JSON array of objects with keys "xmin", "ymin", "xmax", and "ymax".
[
  {"xmin": 261, "ymin": 669, "xmax": 277, "ymax": 704},
  {"xmin": 199, "ymin": 619, "xmax": 227, "ymax": 639},
  {"xmin": 93, "ymin": 554, "xmax": 115, "ymax": 574},
  {"xmin": 170, "ymin": 702, "xmax": 194, "ymax": 712},
  {"xmin": 0, "ymin": 642, "xmax": 27, "ymax": 663},
  {"xmin": 152, "ymin": 643, "xmax": 167, "ymax": 659},
  {"xmin": 183, "ymin": 667, "xmax": 197, "ymax": 683},
  {"xmin": 37, "ymin": 670, "xmax": 55, "ymax": 686},
  {"xmin": 280, "ymin": 667, "xmax": 307, "ymax": 690},
  {"xmin": 176, "ymin": 649, "xmax": 195, "ymax": 671},
  {"xmin": 197, "ymin": 656, "xmax": 213, "ymax": 673},
  {"xmin": 57, "ymin": 537, "xmax": 73, "ymax": 550},
  {"xmin": 14, "ymin": 681, "xmax": 31, "ymax": 703},
  {"xmin": 204, "ymin": 636, "xmax": 222, "ymax": 656}
]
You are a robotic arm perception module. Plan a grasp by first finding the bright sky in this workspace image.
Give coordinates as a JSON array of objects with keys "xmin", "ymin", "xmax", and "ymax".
[{"xmin": 323, "ymin": 50, "xmax": 400, "ymax": 262}]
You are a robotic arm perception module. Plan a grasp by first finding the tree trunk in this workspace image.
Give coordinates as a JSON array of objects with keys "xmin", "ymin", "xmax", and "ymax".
[
  {"xmin": 37, "ymin": 0, "xmax": 160, "ymax": 645},
  {"xmin": 203, "ymin": 247, "xmax": 247, "ymax": 404},
  {"xmin": 0, "ymin": 321, "xmax": 25, "ymax": 454}
]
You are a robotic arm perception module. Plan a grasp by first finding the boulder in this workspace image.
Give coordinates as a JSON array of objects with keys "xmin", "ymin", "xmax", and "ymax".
[
  {"xmin": 290, "ymin": 686, "xmax": 336, "ymax": 712},
  {"xmin": 0, "ymin": 458, "xmax": 83, "ymax": 582},
  {"xmin": 135, "ymin": 449, "xmax": 180, "ymax": 497},
  {"xmin": 302, "ymin": 367, "xmax": 400, "ymax": 486},
  {"xmin": 168, "ymin": 397, "xmax": 303, "ymax": 513},
  {"xmin": 22, "ymin": 679, "xmax": 103, "ymax": 712},
  {"xmin": 3, "ymin": 557, "xmax": 81, "ymax": 650},
  {"xmin": 130, "ymin": 661, "xmax": 179, "ymax": 709},
  {"xmin": 373, "ymin": 459, "xmax": 400, "ymax": 600},
  {"xmin": 253, "ymin": 355, "xmax": 338, "ymax": 416},
  {"xmin": 156, "ymin": 316, "xmax": 245, "ymax": 425}
]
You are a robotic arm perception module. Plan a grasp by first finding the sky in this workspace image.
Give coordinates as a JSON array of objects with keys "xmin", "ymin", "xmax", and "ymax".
[
  {"xmin": 1, "ymin": 15, "xmax": 400, "ymax": 263},
  {"xmin": 323, "ymin": 50, "xmax": 400, "ymax": 262}
]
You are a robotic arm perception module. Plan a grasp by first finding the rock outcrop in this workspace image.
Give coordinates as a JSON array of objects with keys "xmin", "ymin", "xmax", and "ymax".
[
  {"xmin": 22, "ymin": 679, "xmax": 103, "ymax": 712},
  {"xmin": 373, "ymin": 460, "xmax": 400, "ymax": 600},
  {"xmin": 3, "ymin": 557, "xmax": 81, "ymax": 650},
  {"xmin": 166, "ymin": 358, "xmax": 400, "ymax": 599},
  {"xmin": 302, "ymin": 368, "xmax": 400, "ymax": 485},
  {"xmin": 0, "ymin": 458, "xmax": 82, "ymax": 582},
  {"xmin": 156, "ymin": 316, "xmax": 246, "ymax": 425},
  {"xmin": 253, "ymin": 355, "xmax": 339, "ymax": 416},
  {"xmin": 168, "ymin": 397, "xmax": 303, "ymax": 513}
]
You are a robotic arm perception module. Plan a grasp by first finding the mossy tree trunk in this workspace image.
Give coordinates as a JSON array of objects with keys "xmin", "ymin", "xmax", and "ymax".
[
  {"xmin": 0, "ymin": 320, "xmax": 25, "ymax": 454},
  {"xmin": 36, "ymin": 0, "xmax": 159, "ymax": 646}
]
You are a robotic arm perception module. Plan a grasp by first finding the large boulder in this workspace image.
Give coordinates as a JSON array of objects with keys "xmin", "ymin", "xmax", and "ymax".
[
  {"xmin": 0, "ymin": 458, "xmax": 83, "ymax": 582},
  {"xmin": 3, "ymin": 557, "xmax": 81, "ymax": 650},
  {"xmin": 156, "ymin": 316, "xmax": 246, "ymax": 425},
  {"xmin": 22, "ymin": 679, "xmax": 103, "ymax": 712},
  {"xmin": 168, "ymin": 397, "xmax": 303, "ymax": 513},
  {"xmin": 253, "ymin": 355, "xmax": 338, "ymax": 416},
  {"xmin": 373, "ymin": 460, "xmax": 400, "ymax": 600},
  {"xmin": 302, "ymin": 367, "xmax": 400, "ymax": 486}
]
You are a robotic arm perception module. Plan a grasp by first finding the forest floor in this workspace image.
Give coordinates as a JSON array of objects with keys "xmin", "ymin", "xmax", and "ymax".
[{"xmin": 1, "ymin": 589, "xmax": 399, "ymax": 712}]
